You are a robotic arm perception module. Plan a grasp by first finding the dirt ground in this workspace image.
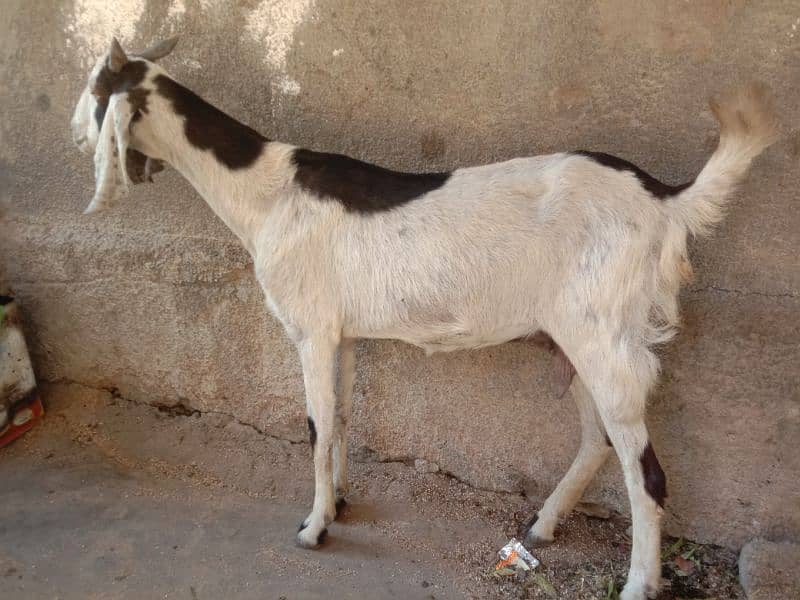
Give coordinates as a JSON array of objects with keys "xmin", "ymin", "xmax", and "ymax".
[{"xmin": 0, "ymin": 384, "xmax": 745, "ymax": 599}]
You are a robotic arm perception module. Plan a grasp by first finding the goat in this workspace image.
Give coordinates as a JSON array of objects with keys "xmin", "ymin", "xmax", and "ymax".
[{"xmin": 70, "ymin": 37, "xmax": 779, "ymax": 600}]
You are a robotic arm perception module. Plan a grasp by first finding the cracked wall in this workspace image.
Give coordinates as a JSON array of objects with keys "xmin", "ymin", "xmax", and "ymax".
[{"xmin": 1, "ymin": 0, "xmax": 799, "ymax": 549}]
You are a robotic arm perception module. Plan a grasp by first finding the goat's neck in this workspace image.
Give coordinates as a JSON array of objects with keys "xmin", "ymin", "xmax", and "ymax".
[{"xmin": 141, "ymin": 92, "xmax": 288, "ymax": 255}]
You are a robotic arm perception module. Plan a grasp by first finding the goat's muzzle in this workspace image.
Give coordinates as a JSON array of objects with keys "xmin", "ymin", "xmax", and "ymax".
[{"xmin": 126, "ymin": 150, "xmax": 164, "ymax": 184}]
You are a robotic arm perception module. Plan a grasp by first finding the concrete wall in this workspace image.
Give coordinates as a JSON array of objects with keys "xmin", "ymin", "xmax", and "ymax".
[{"xmin": 2, "ymin": 1, "xmax": 798, "ymax": 549}]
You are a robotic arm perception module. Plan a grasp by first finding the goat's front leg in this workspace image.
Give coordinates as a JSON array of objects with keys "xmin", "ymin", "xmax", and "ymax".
[
  {"xmin": 296, "ymin": 334, "xmax": 339, "ymax": 548},
  {"xmin": 333, "ymin": 338, "xmax": 355, "ymax": 517}
]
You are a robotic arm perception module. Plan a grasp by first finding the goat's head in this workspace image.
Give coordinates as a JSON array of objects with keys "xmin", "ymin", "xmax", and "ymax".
[{"xmin": 71, "ymin": 36, "xmax": 178, "ymax": 213}]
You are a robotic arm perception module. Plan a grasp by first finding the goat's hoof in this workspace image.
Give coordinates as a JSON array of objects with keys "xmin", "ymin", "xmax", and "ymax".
[
  {"xmin": 296, "ymin": 523, "xmax": 328, "ymax": 549},
  {"xmin": 518, "ymin": 513, "xmax": 539, "ymax": 538},
  {"xmin": 524, "ymin": 532, "xmax": 555, "ymax": 548},
  {"xmin": 619, "ymin": 578, "xmax": 660, "ymax": 600},
  {"xmin": 334, "ymin": 497, "xmax": 347, "ymax": 520},
  {"xmin": 521, "ymin": 513, "xmax": 555, "ymax": 548}
]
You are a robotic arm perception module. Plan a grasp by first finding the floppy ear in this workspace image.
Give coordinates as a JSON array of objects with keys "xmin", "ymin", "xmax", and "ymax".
[{"xmin": 84, "ymin": 94, "xmax": 135, "ymax": 214}]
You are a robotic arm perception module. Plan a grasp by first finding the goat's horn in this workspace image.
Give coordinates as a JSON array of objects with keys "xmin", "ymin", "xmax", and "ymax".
[
  {"xmin": 137, "ymin": 36, "xmax": 179, "ymax": 61},
  {"xmin": 108, "ymin": 37, "xmax": 128, "ymax": 72}
]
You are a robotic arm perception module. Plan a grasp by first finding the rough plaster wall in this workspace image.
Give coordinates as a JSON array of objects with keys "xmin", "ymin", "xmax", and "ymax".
[{"xmin": 1, "ymin": 0, "xmax": 798, "ymax": 549}]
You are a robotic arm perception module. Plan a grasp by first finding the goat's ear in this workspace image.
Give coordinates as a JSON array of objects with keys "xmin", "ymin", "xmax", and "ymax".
[
  {"xmin": 108, "ymin": 37, "xmax": 128, "ymax": 72},
  {"xmin": 84, "ymin": 94, "xmax": 134, "ymax": 214},
  {"xmin": 137, "ymin": 36, "xmax": 179, "ymax": 61}
]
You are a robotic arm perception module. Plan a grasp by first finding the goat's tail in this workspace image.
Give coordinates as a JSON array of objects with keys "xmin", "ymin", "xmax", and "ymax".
[{"xmin": 666, "ymin": 82, "xmax": 780, "ymax": 237}]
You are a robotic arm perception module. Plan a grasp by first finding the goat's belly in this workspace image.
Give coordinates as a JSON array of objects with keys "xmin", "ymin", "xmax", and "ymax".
[{"xmin": 355, "ymin": 321, "xmax": 537, "ymax": 355}]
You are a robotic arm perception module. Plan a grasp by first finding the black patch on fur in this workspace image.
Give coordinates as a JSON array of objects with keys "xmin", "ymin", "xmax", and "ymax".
[
  {"xmin": 335, "ymin": 497, "xmax": 347, "ymax": 519},
  {"xmin": 92, "ymin": 59, "xmax": 149, "ymax": 130},
  {"xmin": 127, "ymin": 86, "xmax": 150, "ymax": 123},
  {"xmin": 154, "ymin": 74, "xmax": 267, "ymax": 169},
  {"xmin": 93, "ymin": 102, "xmax": 106, "ymax": 132},
  {"xmin": 291, "ymin": 148, "xmax": 451, "ymax": 214},
  {"xmin": 640, "ymin": 441, "xmax": 667, "ymax": 508},
  {"xmin": 307, "ymin": 417, "xmax": 317, "ymax": 449},
  {"xmin": 519, "ymin": 512, "xmax": 539, "ymax": 539},
  {"xmin": 574, "ymin": 150, "xmax": 692, "ymax": 199},
  {"xmin": 0, "ymin": 295, "xmax": 13, "ymax": 305}
]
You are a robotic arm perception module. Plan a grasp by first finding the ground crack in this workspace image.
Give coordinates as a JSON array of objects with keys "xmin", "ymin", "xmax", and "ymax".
[
  {"xmin": 13, "ymin": 272, "xmax": 252, "ymax": 289},
  {"xmin": 43, "ymin": 378, "xmax": 523, "ymax": 497},
  {"xmin": 46, "ymin": 378, "xmax": 306, "ymax": 446},
  {"xmin": 689, "ymin": 285, "xmax": 797, "ymax": 299},
  {"xmin": 361, "ymin": 454, "xmax": 524, "ymax": 496}
]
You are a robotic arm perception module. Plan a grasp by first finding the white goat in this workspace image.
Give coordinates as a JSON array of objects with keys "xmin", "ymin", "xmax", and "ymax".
[{"xmin": 71, "ymin": 38, "xmax": 779, "ymax": 600}]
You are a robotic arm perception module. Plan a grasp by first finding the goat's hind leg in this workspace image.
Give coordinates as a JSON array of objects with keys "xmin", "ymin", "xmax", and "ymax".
[
  {"xmin": 523, "ymin": 375, "xmax": 612, "ymax": 546},
  {"xmin": 296, "ymin": 334, "xmax": 339, "ymax": 548},
  {"xmin": 602, "ymin": 413, "xmax": 665, "ymax": 599},
  {"xmin": 581, "ymin": 347, "xmax": 665, "ymax": 600},
  {"xmin": 332, "ymin": 338, "xmax": 355, "ymax": 519}
]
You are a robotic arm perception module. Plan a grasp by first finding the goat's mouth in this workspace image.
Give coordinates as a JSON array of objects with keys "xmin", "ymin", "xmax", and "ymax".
[{"xmin": 125, "ymin": 149, "xmax": 164, "ymax": 184}]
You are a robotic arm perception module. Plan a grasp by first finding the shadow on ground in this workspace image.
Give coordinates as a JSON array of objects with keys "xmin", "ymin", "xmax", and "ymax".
[{"xmin": 0, "ymin": 384, "xmax": 743, "ymax": 599}]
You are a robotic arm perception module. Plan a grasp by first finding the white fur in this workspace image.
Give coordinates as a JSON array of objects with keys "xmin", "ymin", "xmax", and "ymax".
[
  {"xmin": 72, "ymin": 40, "xmax": 779, "ymax": 600},
  {"xmin": 85, "ymin": 93, "xmax": 134, "ymax": 213}
]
